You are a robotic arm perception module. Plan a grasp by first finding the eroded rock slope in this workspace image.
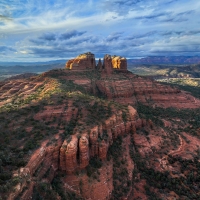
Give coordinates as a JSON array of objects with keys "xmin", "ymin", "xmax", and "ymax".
[{"xmin": 0, "ymin": 52, "xmax": 200, "ymax": 200}]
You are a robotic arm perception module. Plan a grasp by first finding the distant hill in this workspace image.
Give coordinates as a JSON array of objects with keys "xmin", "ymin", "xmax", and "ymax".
[
  {"xmin": 0, "ymin": 59, "xmax": 66, "ymax": 66},
  {"xmin": 128, "ymin": 56, "xmax": 200, "ymax": 65},
  {"xmin": 4, "ymin": 73, "xmax": 38, "ymax": 81},
  {"xmin": 0, "ymin": 62, "xmax": 65, "ymax": 81},
  {"xmin": 128, "ymin": 63, "xmax": 200, "ymax": 78}
]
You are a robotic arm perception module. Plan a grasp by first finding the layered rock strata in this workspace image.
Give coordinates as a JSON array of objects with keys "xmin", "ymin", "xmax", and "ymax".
[
  {"xmin": 59, "ymin": 106, "xmax": 138, "ymax": 174},
  {"xmin": 96, "ymin": 72, "xmax": 200, "ymax": 108},
  {"xmin": 10, "ymin": 106, "xmax": 140, "ymax": 200}
]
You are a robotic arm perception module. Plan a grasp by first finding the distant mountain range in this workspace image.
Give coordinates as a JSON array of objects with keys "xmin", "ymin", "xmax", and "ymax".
[
  {"xmin": 0, "ymin": 62, "xmax": 65, "ymax": 80},
  {"xmin": 1, "ymin": 56, "xmax": 200, "ymax": 81},
  {"xmin": 0, "ymin": 63, "xmax": 64, "ymax": 72},
  {"xmin": 2, "ymin": 56, "xmax": 200, "ymax": 67},
  {"xmin": 0, "ymin": 59, "xmax": 66, "ymax": 66},
  {"xmin": 128, "ymin": 56, "xmax": 200, "ymax": 65}
]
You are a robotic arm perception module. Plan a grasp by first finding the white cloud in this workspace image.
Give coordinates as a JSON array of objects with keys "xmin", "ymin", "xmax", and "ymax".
[{"xmin": 1, "ymin": 0, "xmax": 200, "ymax": 61}]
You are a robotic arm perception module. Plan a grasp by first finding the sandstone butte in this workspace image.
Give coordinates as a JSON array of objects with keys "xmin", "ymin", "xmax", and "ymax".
[
  {"xmin": 0, "ymin": 52, "xmax": 200, "ymax": 200},
  {"xmin": 65, "ymin": 52, "xmax": 127, "ymax": 73}
]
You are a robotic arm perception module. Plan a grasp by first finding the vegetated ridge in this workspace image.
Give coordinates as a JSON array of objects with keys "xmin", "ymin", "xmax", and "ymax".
[
  {"xmin": 0, "ymin": 52, "xmax": 200, "ymax": 200},
  {"xmin": 128, "ymin": 63, "xmax": 200, "ymax": 78}
]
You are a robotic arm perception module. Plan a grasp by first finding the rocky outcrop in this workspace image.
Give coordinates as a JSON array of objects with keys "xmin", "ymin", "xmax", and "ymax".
[
  {"xmin": 65, "ymin": 52, "xmax": 96, "ymax": 70},
  {"xmin": 65, "ymin": 52, "xmax": 127, "ymax": 72},
  {"xmin": 8, "ymin": 135, "xmax": 63, "ymax": 200},
  {"xmin": 64, "ymin": 161, "xmax": 113, "ymax": 200},
  {"xmin": 111, "ymin": 55, "xmax": 127, "ymax": 70},
  {"xmin": 103, "ymin": 54, "xmax": 113, "ymax": 74},
  {"xmin": 65, "ymin": 59, "xmax": 75, "ymax": 70},
  {"xmin": 79, "ymin": 134, "xmax": 89, "ymax": 169},
  {"xmin": 97, "ymin": 58, "xmax": 103, "ymax": 70},
  {"xmin": 65, "ymin": 135, "xmax": 78, "ymax": 174},
  {"xmin": 58, "ymin": 106, "xmax": 138, "ymax": 174},
  {"xmin": 60, "ymin": 140, "xmax": 68, "ymax": 171},
  {"xmin": 96, "ymin": 72, "xmax": 200, "ymax": 108},
  {"xmin": 10, "ymin": 106, "xmax": 140, "ymax": 200}
]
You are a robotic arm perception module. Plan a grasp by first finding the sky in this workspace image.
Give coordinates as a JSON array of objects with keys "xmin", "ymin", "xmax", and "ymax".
[{"xmin": 1, "ymin": 0, "xmax": 200, "ymax": 62}]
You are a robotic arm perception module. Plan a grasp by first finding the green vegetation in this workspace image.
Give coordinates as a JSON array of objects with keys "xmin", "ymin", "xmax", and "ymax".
[
  {"xmin": 136, "ymin": 103, "xmax": 164, "ymax": 127},
  {"xmin": 107, "ymin": 136, "xmax": 131, "ymax": 199},
  {"xmin": 52, "ymin": 173, "xmax": 83, "ymax": 200},
  {"xmin": 86, "ymin": 156, "xmax": 102, "ymax": 180},
  {"xmin": 137, "ymin": 102, "xmax": 200, "ymax": 142},
  {"xmin": 32, "ymin": 182, "xmax": 60, "ymax": 200},
  {"xmin": 130, "ymin": 63, "xmax": 200, "ymax": 99},
  {"xmin": 137, "ymin": 102, "xmax": 200, "ymax": 123},
  {"xmin": 157, "ymin": 79, "xmax": 200, "ymax": 98},
  {"xmin": 128, "ymin": 116, "xmax": 200, "ymax": 199},
  {"xmin": 129, "ymin": 63, "xmax": 200, "ymax": 78}
]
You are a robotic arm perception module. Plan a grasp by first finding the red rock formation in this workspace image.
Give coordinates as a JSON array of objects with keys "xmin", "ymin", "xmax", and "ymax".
[
  {"xmin": 64, "ymin": 161, "xmax": 113, "ymax": 200},
  {"xmin": 65, "ymin": 52, "xmax": 96, "ymax": 70},
  {"xmin": 65, "ymin": 135, "xmax": 78, "ymax": 174},
  {"xmin": 65, "ymin": 59, "xmax": 75, "ymax": 69},
  {"xmin": 79, "ymin": 134, "xmax": 89, "ymax": 169},
  {"xmin": 95, "ymin": 72, "xmax": 200, "ymax": 108},
  {"xmin": 20, "ymin": 182, "xmax": 35, "ymax": 200},
  {"xmin": 97, "ymin": 58, "xmax": 103, "ymax": 70},
  {"xmin": 103, "ymin": 54, "xmax": 113, "ymax": 74},
  {"xmin": 99, "ymin": 140, "xmax": 108, "ymax": 160},
  {"xmin": 112, "ymin": 55, "xmax": 127, "ymax": 70},
  {"xmin": 89, "ymin": 126, "xmax": 99, "ymax": 157},
  {"xmin": 60, "ymin": 140, "xmax": 68, "ymax": 171}
]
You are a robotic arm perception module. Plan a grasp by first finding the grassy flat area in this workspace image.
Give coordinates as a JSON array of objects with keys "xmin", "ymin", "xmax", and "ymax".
[
  {"xmin": 129, "ymin": 63, "xmax": 200, "ymax": 78},
  {"xmin": 157, "ymin": 78, "xmax": 200, "ymax": 87}
]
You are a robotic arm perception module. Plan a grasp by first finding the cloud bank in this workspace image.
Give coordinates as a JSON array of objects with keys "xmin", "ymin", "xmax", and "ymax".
[{"xmin": 1, "ymin": 0, "xmax": 200, "ymax": 61}]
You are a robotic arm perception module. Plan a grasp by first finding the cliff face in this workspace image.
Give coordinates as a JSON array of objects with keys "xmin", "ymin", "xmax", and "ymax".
[
  {"xmin": 8, "ymin": 106, "xmax": 139, "ymax": 200},
  {"xmin": 65, "ymin": 52, "xmax": 127, "ymax": 72},
  {"xmin": 96, "ymin": 72, "xmax": 200, "ymax": 108},
  {"xmin": 103, "ymin": 54, "xmax": 113, "ymax": 74},
  {"xmin": 111, "ymin": 55, "xmax": 127, "ymax": 70},
  {"xmin": 65, "ymin": 52, "xmax": 96, "ymax": 70}
]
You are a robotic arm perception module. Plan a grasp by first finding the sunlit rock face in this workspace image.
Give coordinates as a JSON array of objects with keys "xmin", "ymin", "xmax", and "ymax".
[
  {"xmin": 65, "ymin": 52, "xmax": 96, "ymax": 70},
  {"xmin": 111, "ymin": 55, "xmax": 127, "ymax": 70},
  {"xmin": 65, "ymin": 52, "xmax": 127, "ymax": 72}
]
